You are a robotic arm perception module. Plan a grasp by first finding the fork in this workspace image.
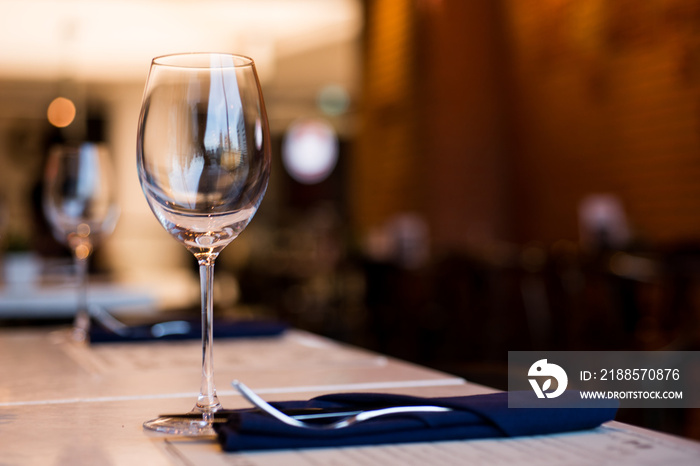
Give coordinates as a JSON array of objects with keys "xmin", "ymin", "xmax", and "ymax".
[{"xmin": 232, "ymin": 380, "xmax": 452, "ymax": 430}]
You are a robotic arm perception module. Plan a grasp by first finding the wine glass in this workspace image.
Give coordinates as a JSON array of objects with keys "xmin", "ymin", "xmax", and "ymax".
[
  {"xmin": 137, "ymin": 53, "xmax": 271, "ymax": 435},
  {"xmin": 43, "ymin": 142, "xmax": 120, "ymax": 342}
]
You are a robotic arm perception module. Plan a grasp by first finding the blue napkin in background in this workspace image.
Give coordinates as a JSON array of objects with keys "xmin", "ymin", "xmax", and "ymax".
[
  {"xmin": 89, "ymin": 318, "xmax": 287, "ymax": 343},
  {"xmin": 214, "ymin": 391, "xmax": 618, "ymax": 452}
]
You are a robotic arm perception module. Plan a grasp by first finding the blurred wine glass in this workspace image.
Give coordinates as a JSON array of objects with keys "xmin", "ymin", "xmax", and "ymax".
[
  {"xmin": 137, "ymin": 52, "xmax": 271, "ymax": 435},
  {"xmin": 43, "ymin": 142, "xmax": 120, "ymax": 341}
]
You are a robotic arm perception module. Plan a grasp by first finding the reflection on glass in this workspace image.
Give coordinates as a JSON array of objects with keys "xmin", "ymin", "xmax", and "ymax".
[
  {"xmin": 137, "ymin": 52, "xmax": 271, "ymax": 436},
  {"xmin": 43, "ymin": 142, "xmax": 120, "ymax": 341}
]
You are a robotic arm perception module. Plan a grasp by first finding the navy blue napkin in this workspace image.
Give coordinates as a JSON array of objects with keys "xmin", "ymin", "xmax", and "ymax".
[
  {"xmin": 89, "ymin": 318, "xmax": 286, "ymax": 343},
  {"xmin": 214, "ymin": 391, "xmax": 618, "ymax": 451}
]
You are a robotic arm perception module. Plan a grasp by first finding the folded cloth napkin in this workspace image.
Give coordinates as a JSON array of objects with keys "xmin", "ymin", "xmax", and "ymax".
[
  {"xmin": 214, "ymin": 391, "xmax": 618, "ymax": 452},
  {"xmin": 89, "ymin": 318, "xmax": 287, "ymax": 343}
]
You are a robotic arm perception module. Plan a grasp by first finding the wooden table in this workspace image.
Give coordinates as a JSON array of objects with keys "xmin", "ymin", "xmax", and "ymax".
[{"xmin": 0, "ymin": 327, "xmax": 698, "ymax": 465}]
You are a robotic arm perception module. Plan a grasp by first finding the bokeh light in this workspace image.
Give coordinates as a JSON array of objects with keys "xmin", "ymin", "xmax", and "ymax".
[{"xmin": 47, "ymin": 97, "xmax": 76, "ymax": 128}]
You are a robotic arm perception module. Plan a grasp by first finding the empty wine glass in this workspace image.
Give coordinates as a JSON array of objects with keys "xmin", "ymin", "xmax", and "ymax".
[
  {"xmin": 43, "ymin": 142, "xmax": 120, "ymax": 341},
  {"xmin": 137, "ymin": 53, "xmax": 271, "ymax": 435}
]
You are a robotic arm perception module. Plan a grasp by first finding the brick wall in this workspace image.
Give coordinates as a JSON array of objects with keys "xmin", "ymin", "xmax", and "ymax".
[
  {"xmin": 505, "ymin": 0, "xmax": 700, "ymax": 245},
  {"xmin": 351, "ymin": 0, "xmax": 420, "ymax": 235},
  {"xmin": 353, "ymin": 0, "xmax": 700, "ymax": 251},
  {"xmin": 353, "ymin": 0, "xmax": 512, "ymax": 252}
]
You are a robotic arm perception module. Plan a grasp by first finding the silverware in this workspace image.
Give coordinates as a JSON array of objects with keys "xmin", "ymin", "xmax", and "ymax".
[
  {"xmin": 90, "ymin": 305, "xmax": 130, "ymax": 336},
  {"xmin": 149, "ymin": 320, "xmax": 191, "ymax": 338},
  {"xmin": 232, "ymin": 380, "xmax": 452, "ymax": 430},
  {"xmin": 157, "ymin": 407, "xmax": 360, "ymax": 423},
  {"xmin": 90, "ymin": 306, "xmax": 192, "ymax": 339}
]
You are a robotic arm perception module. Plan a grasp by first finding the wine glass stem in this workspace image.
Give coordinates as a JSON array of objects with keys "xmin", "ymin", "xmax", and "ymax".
[
  {"xmin": 196, "ymin": 256, "xmax": 221, "ymax": 414},
  {"xmin": 72, "ymin": 254, "xmax": 90, "ymax": 341}
]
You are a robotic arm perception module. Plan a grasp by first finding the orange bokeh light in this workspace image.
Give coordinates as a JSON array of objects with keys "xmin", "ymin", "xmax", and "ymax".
[{"xmin": 47, "ymin": 97, "xmax": 76, "ymax": 128}]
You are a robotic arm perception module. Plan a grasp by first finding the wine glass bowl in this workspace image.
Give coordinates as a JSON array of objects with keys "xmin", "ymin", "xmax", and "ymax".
[
  {"xmin": 43, "ymin": 142, "xmax": 120, "ymax": 340},
  {"xmin": 139, "ymin": 54, "xmax": 269, "ymax": 260},
  {"xmin": 44, "ymin": 143, "xmax": 119, "ymax": 251},
  {"xmin": 137, "ymin": 52, "xmax": 271, "ymax": 435}
]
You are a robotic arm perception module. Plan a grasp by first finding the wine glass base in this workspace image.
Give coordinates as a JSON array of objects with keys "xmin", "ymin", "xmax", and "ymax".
[{"xmin": 143, "ymin": 416, "xmax": 217, "ymax": 436}]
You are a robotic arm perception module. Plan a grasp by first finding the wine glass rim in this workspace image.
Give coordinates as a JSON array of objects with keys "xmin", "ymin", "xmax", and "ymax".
[{"xmin": 152, "ymin": 52, "xmax": 254, "ymax": 69}]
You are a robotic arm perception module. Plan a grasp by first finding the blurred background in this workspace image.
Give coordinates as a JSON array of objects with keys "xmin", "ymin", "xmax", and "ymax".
[{"xmin": 1, "ymin": 0, "xmax": 699, "ymax": 439}]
